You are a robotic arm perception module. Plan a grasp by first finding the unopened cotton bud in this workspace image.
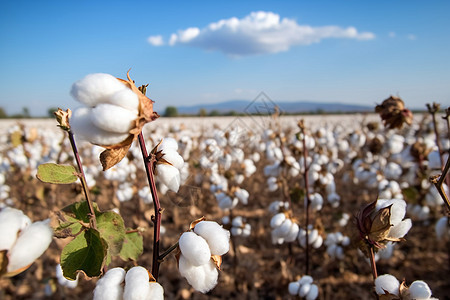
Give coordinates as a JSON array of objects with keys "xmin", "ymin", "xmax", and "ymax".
[
  {"xmin": 90, "ymin": 104, "xmax": 137, "ymax": 133},
  {"xmin": 179, "ymin": 232, "xmax": 211, "ymax": 266},
  {"xmin": 178, "ymin": 254, "xmax": 218, "ymax": 293},
  {"xmin": 7, "ymin": 219, "xmax": 53, "ymax": 273},
  {"xmin": 374, "ymin": 274, "xmax": 400, "ymax": 296},
  {"xmin": 93, "ymin": 267, "xmax": 126, "ymax": 300},
  {"xmin": 409, "ymin": 280, "xmax": 432, "ymax": 300},
  {"xmin": 123, "ymin": 266, "xmax": 151, "ymax": 300},
  {"xmin": 194, "ymin": 221, "xmax": 230, "ymax": 256},
  {"xmin": 0, "ymin": 207, "xmax": 31, "ymax": 251}
]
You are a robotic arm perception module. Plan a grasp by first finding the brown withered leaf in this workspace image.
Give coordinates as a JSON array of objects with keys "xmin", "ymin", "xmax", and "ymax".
[
  {"xmin": 211, "ymin": 255, "xmax": 222, "ymax": 270},
  {"xmin": 99, "ymin": 71, "xmax": 159, "ymax": 171},
  {"xmin": 368, "ymin": 205, "xmax": 392, "ymax": 245}
]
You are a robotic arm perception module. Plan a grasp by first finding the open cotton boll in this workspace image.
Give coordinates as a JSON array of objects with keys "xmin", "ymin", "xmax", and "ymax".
[
  {"xmin": 90, "ymin": 104, "xmax": 137, "ymax": 134},
  {"xmin": 305, "ymin": 284, "xmax": 319, "ymax": 300},
  {"xmin": 123, "ymin": 266, "xmax": 151, "ymax": 300},
  {"xmin": 273, "ymin": 218, "xmax": 293, "ymax": 237},
  {"xmin": 288, "ymin": 281, "xmax": 300, "ymax": 295},
  {"xmin": 179, "ymin": 232, "xmax": 212, "ymax": 266},
  {"xmin": 375, "ymin": 274, "xmax": 400, "ymax": 295},
  {"xmin": 7, "ymin": 219, "xmax": 53, "ymax": 273},
  {"xmin": 107, "ymin": 88, "xmax": 139, "ymax": 113},
  {"xmin": 71, "ymin": 73, "xmax": 127, "ymax": 107},
  {"xmin": 178, "ymin": 254, "xmax": 218, "ymax": 293},
  {"xmin": 193, "ymin": 221, "xmax": 230, "ymax": 256},
  {"xmin": 388, "ymin": 219, "xmax": 412, "ymax": 239},
  {"xmin": 270, "ymin": 213, "xmax": 286, "ymax": 228},
  {"xmin": 409, "ymin": 280, "xmax": 432, "ymax": 300},
  {"xmin": 159, "ymin": 137, "xmax": 179, "ymax": 151},
  {"xmin": 93, "ymin": 267, "xmax": 126, "ymax": 300},
  {"xmin": 285, "ymin": 223, "xmax": 299, "ymax": 242},
  {"xmin": 71, "ymin": 107, "xmax": 130, "ymax": 146},
  {"xmin": 148, "ymin": 282, "xmax": 164, "ymax": 300},
  {"xmin": 299, "ymin": 282, "xmax": 311, "ymax": 297},
  {"xmin": 161, "ymin": 150, "xmax": 184, "ymax": 170},
  {"xmin": 435, "ymin": 216, "xmax": 449, "ymax": 240},
  {"xmin": 56, "ymin": 264, "xmax": 78, "ymax": 289},
  {"xmin": 0, "ymin": 207, "xmax": 31, "ymax": 250},
  {"xmin": 155, "ymin": 163, "xmax": 181, "ymax": 192}
]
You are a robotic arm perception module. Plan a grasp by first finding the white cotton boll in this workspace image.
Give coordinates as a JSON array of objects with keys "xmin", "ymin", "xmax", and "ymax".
[
  {"xmin": 288, "ymin": 281, "xmax": 300, "ymax": 295},
  {"xmin": 242, "ymin": 224, "xmax": 251, "ymax": 237},
  {"xmin": 285, "ymin": 222, "xmax": 299, "ymax": 242},
  {"xmin": 335, "ymin": 246, "xmax": 344, "ymax": 260},
  {"xmin": 93, "ymin": 267, "xmax": 126, "ymax": 300},
  {"xmin": 7, "ymin": 219, "xmax": 53, "ymax": 273},
  {"xmin": 409, "ymin": 280, "xmax": 432, "ymax": 300},
  {"xmin": 375, "ymin": 274, "xmax": 400, "ymax": 295},
  {"xmin": 231, "ymin": 227, "xmax": 243, "ymax": 236},
  {"xmin": 312, "ymin": 235, "xmax": 323, "ymax": 249},
  {"xmin": 90, "ymin": 104, "xmax": 137, "ymax": 134},
  {"xmin": 273, "ymin": 218, "xmax": 292, "ymax": 238},
  {"xmin": 235, "ymin": 188, "xmax": 249, "ymax": 205},
  {"xmin": 71, "ymin": 107, "xmax": 129, "ymax": 145},
  {"xmin": 299, "ymin": 282, "xmax": 311, "ymax": 297},
  {"xmin": 385, "ymin": 162, "xmax": 402, "ymax": 180},
  {"xmin": 179, "ymin": 232, "xmax": 211, "ymax": 266},
  {"xmin": 123, "ymin": 266, "xmax": 151, "ymax": 300},
  {"xmin": 0, "ymin": 207, "xmax": 31, "ymax": 251},
  {"xmin": 194, "ymin": 221, "xmax": 230, "ymax": 256},
  {"xmin": 232, "ymin": 216, "xmax": 244, "ymax": 228},
  {"xmin": 156, "ymin": 163, "xmax": 181, "ymax": 192},
  {"xmin": 218, "ymin": 196, "xmax": 238, "ymax": 210},
  {"xmin": 107, "ymin": 87, "xmax": 139, "ymax": 112},
  {"xmin": 160, "ymin": 137, "xmax": 179, "ymax": 151},
  {"xmin": 306, "ymin": 284, "xmax": 319, "ymax": 300},
  {"xmin": 148, "ymin": 282, "xmax": 164, "ymax": 300},
  {"xmin": 309, "ymin": 193, "xmax": 323, "ymax": 211},
  {"xmin": 56, "ymin": 264, "xmax": 78, "ymax": 289},
  {"xmin": 298, "ymin": 275, "xmax": 314, "ymax": 285},
  {"xmin": 435, "ymin": 217, "xmax": 449, "ymax": 240},
  {"xmin": 270, "ymin": 213, "xmax": 286, "ymax": 228},
  {"xmin": 327, "ymin": 244, "xmax": 337, "ymax": 257},
  {"xmin": 389, "ymin": 219, "xmax": 412, "ymax": 239},
  {"xmin": 71, "ymin": 73, "xmax": 127, "ymax": 107},
  {"xmin": 178, "ymin": 254, "xmax": 218, "ymax": 293},
  {"xmin": 161, "ymin": 150, "xmax": 184, "ymax": 170},
  {"xmin": 341, "ymin": 236, "xmax": 350, "ymax": 247}
]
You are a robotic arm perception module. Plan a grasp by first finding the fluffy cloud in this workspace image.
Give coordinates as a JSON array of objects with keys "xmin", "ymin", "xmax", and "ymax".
[
  {"xmin": 147, "ymin": 11, "xmax": 375, "ymax": 56},
  {"xmin": 147, "ymin": 35, "xmax": 164, "ymax": 46}
]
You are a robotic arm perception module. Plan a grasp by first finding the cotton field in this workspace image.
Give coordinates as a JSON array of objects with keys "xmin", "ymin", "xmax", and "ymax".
[{"xmin": 0, "ymin": 108, "xmax": 449, "ymax": 299}]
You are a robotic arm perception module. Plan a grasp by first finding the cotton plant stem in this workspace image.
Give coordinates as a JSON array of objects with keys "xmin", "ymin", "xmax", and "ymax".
[
  {"xmin": 430, "ymin": 155, "xmax": 450, "ymax": 213},
  {"xmin": 427, "ymin": 103, "xmax": 445, "ymax": 168},
  {"xmin": 68, "ymin": 130, "xmax": 97, "ymax": 229},
  {"xmin": 300, "ymin": 121, "xmax": 311, "ymax": 275},
  {"xmin": 158, "ymin": 242, "xmax": 179, "ymax": 262},
  {"xmin": 138, "ymin": 132, "xmax": 162, "ymax": 280},
  {"xmin": 369, "ymin": 245, "xmax": 378, "ymax": 280}
]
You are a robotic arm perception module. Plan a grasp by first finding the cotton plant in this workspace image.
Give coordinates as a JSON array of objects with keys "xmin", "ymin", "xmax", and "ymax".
[
  {"xmin": 177, "ymin": 219, "xmax": 230, "ymax": 293},
  {"xmin": 298, "ymin": 225, "xmax": 323, "ymax": 249},
  {"xmin": 375, "ymin": 274, "xmax": 437, "ymax": 300},
  {"xmin": 0, "ymin": 207, "xmax": 53, "ymax": 276},
  {"xmin": 324, "ymin": 232, "xmax": 350, "ymax": 260},
  {"xmin": 222, "ymin": 216, "xmax": 251, "ymax": 237},
  {"xmin": 288, "ymin": 275, "xmax": 319, "ymax": 300},
  {"xmin": 93, "ymin": 266, "xmax": 164, "ymax": 300},
  {"xmin": 270, "ymin": 212, "xmax": 300, "ymax": 244}
]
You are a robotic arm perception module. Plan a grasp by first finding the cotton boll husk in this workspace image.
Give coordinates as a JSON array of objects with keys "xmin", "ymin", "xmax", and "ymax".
[
  {"xmin": 148, "ymin": 282, "xmax": 164, "ymax": 300},
  {"xmin": 123, "ymin": 266, "xmax": 151, "ymax": 300},
  {"xmin": 0, "ymin": 207, "xmax": 31, "ymax": 251},
  {"xmin": 375, "ymin": 274, "xmax": 400, "ymax": 295},
  {"xmin": 156, "ymin": 163, "xmax": 181, "ymax": 192},
  {"xmin": 107, "ymin": 88, "xmax": 139, "ymax": 112},
  {"xmin": 194, "ymin": 221, "xmax": 230, "ymax": 256},
  {"xmin": 179, "ymin": 232, "xmax": 211, "ymax": 266},
  {"xmin": 299, "ymin": 282, "xmax": 311, "ymax": 297},
  {"xmin": 388, "ymin": 219, "xmax": 412, "ymax": 239},
  {"xmin": 7, "ymin": 220, "xmax": 53, "ymax": 273},
  {"xmin": 288, "ymin": 281, "xmax": 300, "ymax": 295},
  {"xmin": 306, "ymin": 284, "xmax": 319, "ymax": 300},
  {"xmin": 178, "ymin": 254, "xmax": 218, "ymax": 293},
  {"xmin": 93, "ymin": 267, "xmax": 126, "ymax": 300},
  {"xmin": 71, "ymin": 73, "xmax": 127, "ymax": 107},
  {"xmin": 162, "ymin": 150, "xmax": 184, "ymax": 170},
  {"xmin": 270, "ymin": 213, "xmax": 286, "ymax": 228},
  {"xmin": 409, "ymin": 280, "xmax": 432, "ymax": 300},
  {"xmin": 90, "ymin": 104, "xmax": 137, "ymax": 134},
  {"xmin": 71, "ymin": 107, "xmax": 129, "ymax": 146}
]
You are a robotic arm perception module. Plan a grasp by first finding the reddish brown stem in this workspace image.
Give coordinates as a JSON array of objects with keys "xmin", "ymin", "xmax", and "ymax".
[
  {"xmin": 138, "ymin": 133, "xmax": 162, "ymax": 280},
  {"xmin": 68, "ymin": 130, "xmax": 97, "ymax": 229},
  {"xmin": 369, "ymin": 245, "xmax": 378, "ymax": 280},
  {"xmin": 300, "ymin": 123, "xmax": 311, "ymax": 275}
]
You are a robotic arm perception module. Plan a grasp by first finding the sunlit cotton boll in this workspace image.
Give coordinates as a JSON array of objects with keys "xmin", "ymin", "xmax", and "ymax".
[
  {"xmin": 288, "ymin": 275, "xmax": 319, "ymax": 300},
  {"xmin": 309, "ymin": 193, "xmax": 323, "ymax": 211},
  {"xmin": 409, "ymin": 280, "xmax": 433, "ymax": 300},
  {"xmin": 375, "ymin": 198, "xmax": 412, "ymax": 240},
  {"xmin": 435, "ymin": 216, "xmax": 449, "ymax": 240},
  {"xmin": 179, "ymin": 232, "xmax": 212, "ymax": 266},
  {"xmin": 193, "ymin": 221, "xmax": 231, "ymax": 255},
  {"xmin": 178, "ymin": 254, "xmax": 218, "ymax": 294},
  {"xmin": 298, "ymin": 225, "xmax": 323, "ymax": 249},
  {"xmin": 271, "ymin": 213, "xmax": 299, "ymax": 244},
  {"xmin": 0, "ymin": 207, "xmax": 31, "ymax": 251},
  {"xmin": 7, "ymin": 219, "xmax": 53, "ymax": 273},
  {"xmin": 123, "ymin": 266, "xmax": 164, "ymax": 300},
  {"xmin": 138, "ymin": 186, "xmax": 153, "ymax": 204},
  {"xmin": 375, "ymin": 274, "xmax": 400, "ymax": 296},
  {"xmin": 93, "ymin": 267, "xmax": 126, "ymax": 300},
  {"xmin": 324, "ymin": 232, "xmax": 350, "ymax": 260},
  {"xmin": 155, "ymin": 138, "xmax": 185, "ymax": 192}
]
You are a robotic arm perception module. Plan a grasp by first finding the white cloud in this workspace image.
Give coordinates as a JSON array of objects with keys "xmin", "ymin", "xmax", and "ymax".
[
  {"xmin": 148, "ymin": 11, "xmax": 375, "ymax": 56},
  {"xmin": 388, "ymin": 32, "xmax": 396, "ymax": 38},
  {"xmin": 147, "ymin": 35, "xmax": 164, "ymax": 46},
  {"xmin": 407, "ymin": 34, "xmax": 417, "ymax": 40}
]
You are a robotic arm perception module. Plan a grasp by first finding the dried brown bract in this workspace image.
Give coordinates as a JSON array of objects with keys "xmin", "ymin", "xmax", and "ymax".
[{"xmin": 375, "ymin": 96, "xmax": 413, "ymax": 129}]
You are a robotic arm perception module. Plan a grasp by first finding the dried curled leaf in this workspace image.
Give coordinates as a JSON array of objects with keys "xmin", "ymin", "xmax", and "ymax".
[
  {"xmin": 375, "ymin": 96, "xmax": 413, "ymax": 129},
  {"xmin": 211, "ymin": 254, "xmax": 222, "ymax": 270}
]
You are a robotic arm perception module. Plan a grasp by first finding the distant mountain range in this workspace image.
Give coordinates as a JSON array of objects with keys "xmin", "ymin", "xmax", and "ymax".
[{"xmin": 174, "ymin": 99, "xmax": 373, "ymax": 115}]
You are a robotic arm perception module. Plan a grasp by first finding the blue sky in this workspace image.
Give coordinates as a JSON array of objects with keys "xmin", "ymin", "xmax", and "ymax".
[{"xmin": 0, "ymin": 1, "xmax": 449, "ymax": 116}]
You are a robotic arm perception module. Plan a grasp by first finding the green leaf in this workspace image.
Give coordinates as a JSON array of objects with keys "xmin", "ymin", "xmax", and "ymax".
[
  {"xmin": 97, "ymin": 211, "xmax": 126, "ymax": 256},
  {"xmin": 36, "ymin": 163, "xmax": 78, "ymax": 184},
  {"xmin": 61, "ymin": 201, "xmax": 100, "ymax": 224},
  {"xmin": 60, "ymin": 228, "xmax": 107, "ymax": 280},
  {"xmin": 119, "ymin": 230, "xmax": 143, "ymax": 261}
]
